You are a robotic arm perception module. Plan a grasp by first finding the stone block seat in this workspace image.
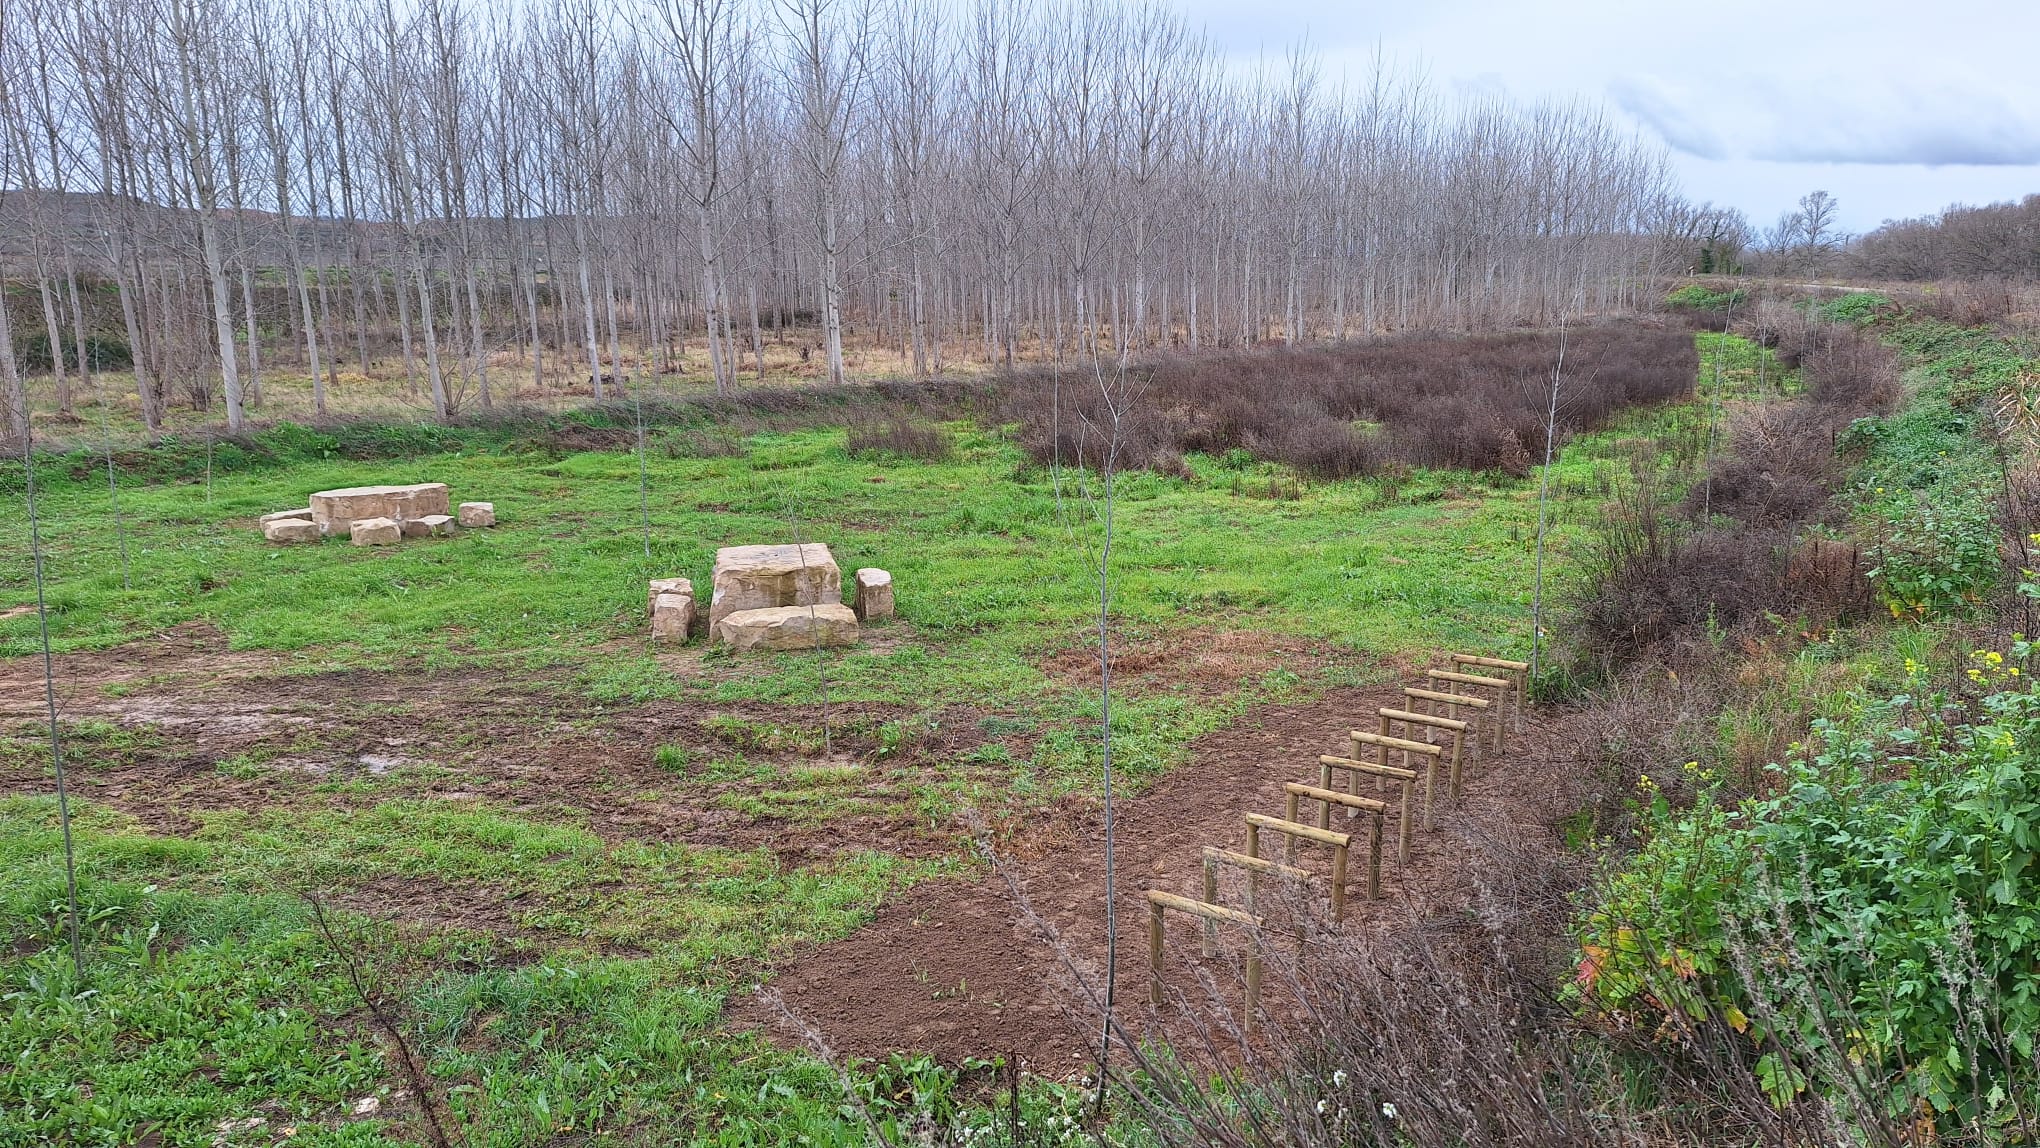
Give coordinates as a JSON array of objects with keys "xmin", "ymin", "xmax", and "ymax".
[{"xmin": 715, "ymin": 604, "xmax": 859, "ymax": 650}]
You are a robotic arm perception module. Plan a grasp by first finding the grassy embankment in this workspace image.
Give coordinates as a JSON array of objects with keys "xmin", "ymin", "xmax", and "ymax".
[{"xmin": 1576, "ymin": 297, "xmax": 2040, "ymax": 1132}]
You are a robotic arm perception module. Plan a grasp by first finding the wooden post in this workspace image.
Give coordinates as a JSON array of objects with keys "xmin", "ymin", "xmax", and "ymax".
[
  {"xmin": 1427, "ymin": 669, "xmax": 1511, "ymax": 754},
  {"xmin": 1320, "ymin": 754, "xmax": 1414, "ymax": 864},
  {"xmin": 1283, "ymin": 789, "xmax": 1304, "ymax": 862},
  {"xmin": 1366, "ymin": 811, "xmax": 1383, "ymax": 898},
  {"xmin": 1329, "ymin": 837, "xmax": 1349, "ymax": 920},
  {"xmin": 1379, "ymin": 708, "xmax": 1470, "ymax": 800},
  {"xmin": 1453, "ymin": 654, "xmax": 1529, "ymax": 733},
  {"xmin": 1245, "ymin": 934, "xmax": 1263, "ymax": 1034},
  {"xmin": 1149, "ymin": 897, "xmax": 1166, "ymax": 1004},
  {"xmin": 1200, "ymin": 852, "xmax": 1220, "ymax": 957},
  {"xmin": 1351, "ymin": 730, "xmax": 1444, "ymax": 829}
]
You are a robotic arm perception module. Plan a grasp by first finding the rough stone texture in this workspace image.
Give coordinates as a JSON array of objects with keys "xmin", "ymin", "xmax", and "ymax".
[
  {"xmin": 458, "ymin": 502, "xmax": 496, "ymax": 527},
  {"xmin": 259, "ymin": 508, "xmax": 314, "ymax": 526},
  {"xmin": 708, "ymin": 543, "xmax": 840, "ymax": 634},
  {"xmin": 648, "ymin": 577, "xmax": 693, "ymax": 616},
  {"xmin": 310, "ymin": 484, "xmax": 450, "ymax": 534},
  {"xmin": 852, "ymin": 568, "xmax": 895, "ymax": 621},
  {"xmin": 651, "ymin": 591, "xmax": 696, "ymax": 641},
  {"xmin": 349, "ymin": 516, "xmax": 402, "ymax": 546},
  {"xmin": 715, "ymin": 603, "xmax": 859, "ymax": 651},
  {"xmin": 263, "ymin": 519, "xmax": 322, "ymax": 544},
  {"xmin": 399, "ymin": 514, "xmax": 459, "ymax": 539}
]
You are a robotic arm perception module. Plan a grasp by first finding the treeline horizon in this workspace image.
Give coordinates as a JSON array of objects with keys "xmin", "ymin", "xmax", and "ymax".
[
  {"xmin": 1849, "ymin": 193, "xmax": 2040, "ymax": 283},
  {"xmin": 0, "ymin": 0, "xmax": 1702, "ymax": 445}
]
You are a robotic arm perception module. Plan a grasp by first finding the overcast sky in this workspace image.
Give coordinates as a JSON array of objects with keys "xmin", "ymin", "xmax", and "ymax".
[{"xmin": 1176, "ymin": 0, "xmax": 2040, "ymax": 234}]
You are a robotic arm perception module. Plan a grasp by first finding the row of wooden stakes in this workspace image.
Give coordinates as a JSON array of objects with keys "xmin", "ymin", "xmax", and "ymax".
[{"xmin": 1144, "ymin": 653, "xmax": 1531, "ymax": 1031}]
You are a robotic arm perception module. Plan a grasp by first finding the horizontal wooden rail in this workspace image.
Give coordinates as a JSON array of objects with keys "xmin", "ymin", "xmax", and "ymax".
[
  {"xmin": 1379, "ymin": 707, "xmax": 1470, "ymax": 803},
  {"xmin": 1148, "ymin": 888, "xmax": 1259, "ymax": 927},
  {"xmin": 1320, "ymin": 754, "xmax": 1413, "ymax": 863},
  {"xmin": 1284, "ymin": 781, "xmax": 1390, "ymax": 815},
  {"xmin": 1202, "ymin": 846, "xmax": 1311, "ymax": 881},
  {"xmin": 1426, "ymin": 668, "xmax": 1510, "ymax": 689},
  {"xmin": 1452, "ymin": 654, "xmax": 1528, "ymax": 732},
  {"xmin": 1283, "ymin": 784, "xmax": 1384, "ymax": 903},
  {"xmin": 1149, "ymin": 889, "xmax": 1265, "ymax": 1029},
  {"xmin": 1245, "ymin": 811, "xmax": 1352, "ymax": 848},
  {"xmin": 1349, "ymin": 730, "xmax": 1445, "ymax": 756},
  {"xmin": 1319, "ymin": 753, "xmax": 1417, "ymax": 782},
  {"xmin": 1404, "ymin": 686, "xmax": 1491, "ymax": 710},
  {"xmin": 1378, "ymin": 707, "xmax": 1467, "ymax": 732},
  {"xmin": 1453, "ymin": 655, "xmax": 1528, "ymax": 672}
]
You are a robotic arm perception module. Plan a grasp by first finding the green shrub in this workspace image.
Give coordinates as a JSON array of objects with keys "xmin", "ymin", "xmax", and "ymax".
[
  {"xmin": 1863, "ymin": 492, "xmax": 1999, "ymax": 617},
  {"xmin": 1821, "ymin": 292, "xmax": 1895, "ymax": 326},
  {"xmin": 1578, "ymin": 666, "xmax": 2040, "ymax": 1123},
  {"xmin": 1665, "ymin": 283, "xmax": 1746, "ymax": 312}
]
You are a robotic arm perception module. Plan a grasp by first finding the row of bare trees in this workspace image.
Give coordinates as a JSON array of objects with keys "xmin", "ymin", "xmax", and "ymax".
[
  {"xmin": 1, "ymin": 0, "xmax": 1693, "ymax": 439},
  {"xmin": 1850, "ymin": 193, "xmax": 2040, "ymax": 283}
]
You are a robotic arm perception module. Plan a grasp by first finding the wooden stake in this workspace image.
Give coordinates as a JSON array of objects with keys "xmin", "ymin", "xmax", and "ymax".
[
  {"xmin": 1426, "ymin": 669, "xmax": 1511, "ymax": 753},
  {"xmin": 1350, "ymin": 730, "xmax": 1444, "ymax": 829},
  {"xmin": 1149, "ymin": 897, "xmax": 1166, "ymax": 1005},
  {"xmin": 1379, "ymin": 708, "xmax": 1469, "ymax": 800},
  {"xmin": 1320, "ymin": 754, "xmax": 1414, "ymax": 864},
  {"xmin": 1145, "ymin": 890, "xmax": 1263, "ymax": 1028}
]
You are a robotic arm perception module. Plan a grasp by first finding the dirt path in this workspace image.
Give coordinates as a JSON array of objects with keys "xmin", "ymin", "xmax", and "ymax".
[{"xmin": 732, "ymin": 684, "xmax": 1577, "ymax": 1074}]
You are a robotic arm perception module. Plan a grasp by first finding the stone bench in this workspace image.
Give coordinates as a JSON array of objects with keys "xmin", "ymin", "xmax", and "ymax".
[{"xmin": 715, "ymin": 604, "xmax": 859, "ymax": 651}]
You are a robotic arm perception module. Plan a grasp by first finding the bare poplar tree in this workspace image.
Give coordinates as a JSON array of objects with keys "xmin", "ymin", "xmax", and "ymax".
[{"xmin": 776, "ymin": 0, "xmax": 870, "ymax": 387}]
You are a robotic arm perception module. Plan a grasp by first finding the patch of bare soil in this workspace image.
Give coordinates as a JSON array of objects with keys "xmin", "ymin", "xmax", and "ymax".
[
  {"xmin": 1037, "ymin": 628, "xmax": 1340, "ymax": 698},
  {"xmin": 731, "ymin": 685, "xmax": 1585, "ymax": 1074},
  {"xmin": 0, "ymin": 622, "xmax": 977, "ymax": 874}
]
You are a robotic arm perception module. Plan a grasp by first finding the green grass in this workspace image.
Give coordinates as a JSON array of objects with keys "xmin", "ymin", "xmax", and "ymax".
[{"xmin": 1, "ymin": 349, "xmax": 1724, "ymax": 1145}]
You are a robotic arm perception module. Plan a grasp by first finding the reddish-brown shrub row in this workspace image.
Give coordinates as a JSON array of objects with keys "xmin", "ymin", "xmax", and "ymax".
[
  {"xmin": 1574, "ymin": 324, "xmax": 1901, "ymax": 671},
  {"xmin": 1002, "ymin": 320, "xmax": 1698, "ymax": 478}
]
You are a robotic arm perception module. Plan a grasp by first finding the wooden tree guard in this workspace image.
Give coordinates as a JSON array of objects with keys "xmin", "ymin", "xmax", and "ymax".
[
  {"xmin": 1403, "ymin": 686, "xmax": 1493, "ymax": 764},
  {"xmin": 1147, "ymin": 889, "xmax": 1264, "ymax": 1031},
  {"xmin": 1377, "ymin": 707, "xmax": 1470, "ymax": 799},
  {"xmin": 1425, "ymin": 669, "xmax": 1511, "ymax": 753},
  {"xmin": 1452, "ymin": 654, "xmax": 1529, "ymax": 732},
  {"xmin": 1348, "ymin": 729, "xmax": 1445, "ymax": 828},
  {"xmin": 1201, "ymin": 846, "xmax": 1311, "ymax": 953},
  {"xmin": 1282, "ymin": 782, "xmax": 1385, "ymax": 904},
  {"xmin": 1319, "ymin": 753, "xmax": 1416, "ymax": 863},
  {"xmin": 1243, "ymin": 812, "xmax": 1353, "ymax": 923}
]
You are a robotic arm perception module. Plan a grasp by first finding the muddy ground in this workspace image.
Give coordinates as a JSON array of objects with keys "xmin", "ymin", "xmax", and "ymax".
[{"xmin": 2, "ymin": 622, "xmax": 1579, "ymax": 1076}]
